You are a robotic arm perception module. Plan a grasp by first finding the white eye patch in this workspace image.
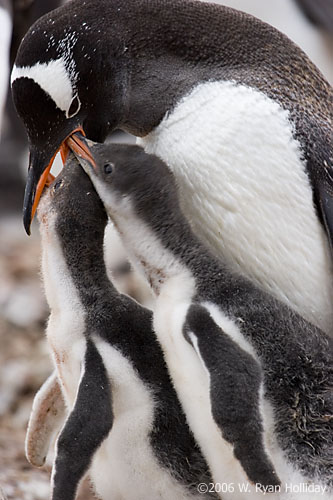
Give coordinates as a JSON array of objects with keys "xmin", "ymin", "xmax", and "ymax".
[{"xmin": 11, "ymin": 57, "xmax": 77, "ymax": 116}]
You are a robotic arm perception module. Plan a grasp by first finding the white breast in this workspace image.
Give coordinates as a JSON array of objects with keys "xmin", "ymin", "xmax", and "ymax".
[{"xmin": 139, "ymin": 81, "xmax": 333, "ymax": 335}]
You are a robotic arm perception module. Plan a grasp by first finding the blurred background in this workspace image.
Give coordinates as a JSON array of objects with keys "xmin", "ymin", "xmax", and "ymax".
[{"xmin": 0, "ymin": 0, "xmax": 332, "ymax": 498}]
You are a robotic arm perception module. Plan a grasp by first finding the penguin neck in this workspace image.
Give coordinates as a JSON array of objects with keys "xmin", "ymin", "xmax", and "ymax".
[
  {"xmin": 112, "ymin": 207, "xmax": 215, "ymax": 297},
  {"xmin": 122, "ymin": 57, "xmax": 197, "ymax": 137}
]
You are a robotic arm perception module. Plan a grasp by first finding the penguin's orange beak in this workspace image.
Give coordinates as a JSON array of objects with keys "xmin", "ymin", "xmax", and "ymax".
[{"xmin": 25, "ymin": 127, "xmax": 96, "ymax": 234}]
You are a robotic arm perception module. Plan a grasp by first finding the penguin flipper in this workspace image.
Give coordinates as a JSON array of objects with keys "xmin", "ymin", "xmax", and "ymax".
[
  {"xmin": 184, "ymin": 304, "xmax": 280, "ymax": 488},
  {"xmin": 51, "ymin": 339, "xmax": 113, "ymax": 500},
  {"xmin": 25, "ymin": 370, "xmax": 66, "ymax": 467}
]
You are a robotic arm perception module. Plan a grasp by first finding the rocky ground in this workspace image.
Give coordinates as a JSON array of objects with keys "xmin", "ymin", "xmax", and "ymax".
[{"xmin": 0, "ymin": 215, "xmax": 97, "ymax": 500}]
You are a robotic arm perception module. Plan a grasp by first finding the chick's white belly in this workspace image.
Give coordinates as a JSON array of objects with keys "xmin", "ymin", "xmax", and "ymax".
[
  {"xmin": 139, "ymin": 80, "xmax": 333, "ymax": 335},
  {"xmin": 90, "ymin": 338, "xmax": 204, "ymax": 500}
]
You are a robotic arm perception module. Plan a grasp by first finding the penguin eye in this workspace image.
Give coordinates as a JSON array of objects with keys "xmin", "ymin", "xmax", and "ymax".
[
  {"xmin": 53, "ymin": 179, "xmax": 63, "ymax": 192},
  {"xmin": 66, "ymin": 94, "xmax": 81, "ymax": 119},
  {"xmin": 104, "ymin": 163, "xmax": 114, "ymax": 175}
]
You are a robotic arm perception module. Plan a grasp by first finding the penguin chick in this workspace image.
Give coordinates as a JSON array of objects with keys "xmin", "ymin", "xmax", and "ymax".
[
  {"xmin": 36, "ymin": 153, "xmax": 217, "ymax": 500},
  {"xmin": 79, "ymin": 141, "xmax": 333, "ymax": 500}
]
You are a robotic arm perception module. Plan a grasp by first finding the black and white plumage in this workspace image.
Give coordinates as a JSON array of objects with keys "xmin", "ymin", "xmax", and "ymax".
[
  {"xmin": 35, "ymin": 154, "xmax": 216, "ymax": 500},
  {"xmin": 10, "ymin": 0, "xmax": 333, "ymax": 335},
  {"xmin": 79, "ymin": 141, "xmax": 333, "ymax": 500}
]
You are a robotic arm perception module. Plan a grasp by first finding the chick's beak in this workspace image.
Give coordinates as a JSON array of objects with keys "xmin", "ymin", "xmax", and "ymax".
[
  {"xmin": 23, "ymin": 126, "xmax": 95, "ymax": 235},
  {"xmin": 66, "ymin": 131, "xmax": 97, "ymax": 170}
]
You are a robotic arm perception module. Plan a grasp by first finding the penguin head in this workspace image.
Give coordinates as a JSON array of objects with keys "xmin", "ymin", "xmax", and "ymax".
[
  {"xmin": 11, "ymin": 3, "xmax": 125, "ymax": 234},
  {"xmin": 75, "ymin": 141, "xmax": 182, "ymax": 233},
  {"xmin": 38, "ymin": 148, "xmax": 107, "ymax": 243}
]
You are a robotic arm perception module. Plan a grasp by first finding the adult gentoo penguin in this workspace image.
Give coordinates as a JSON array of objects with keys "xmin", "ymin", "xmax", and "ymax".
[
  {"xmin": 11, "ymin": 0, "xmax": 333, "ymax": 333},
  {"xmin": 36, "ymin": 153, "xmax": 217, "ymax": 500},
  {"xmin": 78, "ymin": 141, "xmax": 333, "ymax": 500}
]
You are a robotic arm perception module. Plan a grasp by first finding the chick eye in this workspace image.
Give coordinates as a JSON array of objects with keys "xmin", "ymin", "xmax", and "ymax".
[
  {"xmin": 53, "ymin": 179, "xmax": 63, "ymax": 191},
  {"xmin": 66, "ymin": 94, "xmax": 81, "ymax": 119},
  {"xmin": 104, "ymin": 163, "xmax": 114, "ymax": 175}
]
